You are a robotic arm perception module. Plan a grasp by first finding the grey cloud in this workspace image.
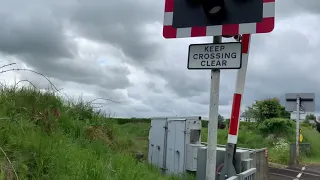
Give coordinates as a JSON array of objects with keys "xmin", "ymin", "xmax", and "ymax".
[
  {"xmin": 146, "ymin": 82, "xmax": 163, "ymax": 94},
  {"xmin": 140, "ymin": 92, "xmax": 209, "ymax": 116},
  {"xmin": 135, "ymin": 62, "xmax": 234, "ymax": 107},
  {"xmin": 0, "ymin": 1, "xmax": 131, "ymax": 90},
  {"xmin": 18, "ymin": 72, "xmax": 64, "ymax": 90},
  {"xmin": 95, "ymin": 87, "xmax": 131, "ymax": 104},
  {"xmin": 66, "ymin": 0, "xmax": 163, "ymax": 61},
  {"xmin": 277, "ymin": 0, "xmax": 320, "ymax": 17},
  {"xmin": 242, "ymin": 24, "xmax": 320, "ymax": 112},
  {"xmin": 96, "ymin": 88, "xmax": 155, "ymax": 117},
  {"xmin": 0, "ymin": 13, "xmax": 74, "ymax": 60},
  {"xmin": 154, "ymin": 68, "xmax": 209, "ymax": 97},
  {"xmin": 19, "ymin": 59, "xmax": 131, "ymax": 90}
]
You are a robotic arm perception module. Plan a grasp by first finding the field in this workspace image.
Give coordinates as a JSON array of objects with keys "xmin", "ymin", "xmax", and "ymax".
[{"xmin": 0, "ymin": 86, "xmax": 319, "ymax": 179}]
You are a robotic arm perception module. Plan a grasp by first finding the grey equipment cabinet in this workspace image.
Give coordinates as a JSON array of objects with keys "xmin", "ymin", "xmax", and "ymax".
[{"xmin": 148, "ymin": 116, "xmax": 204, "ymax": 175}]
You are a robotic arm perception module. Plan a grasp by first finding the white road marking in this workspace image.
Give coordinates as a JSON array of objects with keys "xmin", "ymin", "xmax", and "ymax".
[{"xmin": 294, "ymin": 166, "xmax": 306, "ymax": 180}]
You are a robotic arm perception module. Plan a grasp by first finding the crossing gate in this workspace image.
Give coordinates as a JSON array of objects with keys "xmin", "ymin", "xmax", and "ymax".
[{"xmin": 226, "ymin": 168, "xmax": 256, "ymax": 180}]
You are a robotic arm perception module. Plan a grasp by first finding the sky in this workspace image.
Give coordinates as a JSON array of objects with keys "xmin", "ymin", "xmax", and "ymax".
[{"xmin": 0, "ymin": 0, "xmax": 320, "ymax": 118}]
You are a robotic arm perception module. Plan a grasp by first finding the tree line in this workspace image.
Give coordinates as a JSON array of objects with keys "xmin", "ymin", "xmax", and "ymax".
[
  {"xmin": 242, "ymin": 97, "xmax": 317, "ymax": 123},
  {"xmin": 242, "ymin": 97, "xmax": 290, "ymax": 123}
]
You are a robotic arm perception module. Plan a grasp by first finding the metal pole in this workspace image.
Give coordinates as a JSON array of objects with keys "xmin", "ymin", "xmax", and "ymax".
[
  {"xmin": 206, "ymin": 36, "xmax": 222, "ymax": 180},
  {"xmin": 296, "ymin": 96, "xmax": 300, "ymax": 164}
]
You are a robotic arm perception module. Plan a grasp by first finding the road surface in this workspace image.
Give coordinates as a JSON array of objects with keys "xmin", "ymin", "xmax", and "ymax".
[{"xmin": 268, "ymin": 165, "xmax": 320, "ymax": 180}]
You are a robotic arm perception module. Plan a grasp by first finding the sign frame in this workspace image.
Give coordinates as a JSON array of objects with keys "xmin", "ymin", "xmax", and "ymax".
[
  {"xmin": 163, "ymin": 0, "xmax": 275, "ymax": 39},
  {"xmin": 187, "ymin": 42, "xmax": 242, "ymax": 70},
  {"xmin": 285, "ymin": 93, "xmax": 315, "ymax": 112}
]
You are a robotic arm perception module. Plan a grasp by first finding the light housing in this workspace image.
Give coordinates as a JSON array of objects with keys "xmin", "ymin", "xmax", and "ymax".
[
  {"xmin": 201, "ymin": 0, "xmax": 226, "ymax": 22},
  {"xmin": 172, "ymin": 0, "xmax": 263, "ymax": 30}
]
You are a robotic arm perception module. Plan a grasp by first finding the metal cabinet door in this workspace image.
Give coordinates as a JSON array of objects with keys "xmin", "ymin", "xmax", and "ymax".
[
  {"xmin": 148, "ymin": 119, "xmax": 167, "ymax": 169},
  {"xmin": 166, "ymin": 120, "xmax": 186, "ymax": 175}
]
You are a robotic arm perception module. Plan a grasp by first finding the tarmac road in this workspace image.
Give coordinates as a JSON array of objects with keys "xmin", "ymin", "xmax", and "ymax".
[
  {"xmin": 268, "ymin": 166, "xmax": 320, "ymax": 180},
  {"xmin": 305, "ymin": 165, "xmax": 320, "ymax": 174}
]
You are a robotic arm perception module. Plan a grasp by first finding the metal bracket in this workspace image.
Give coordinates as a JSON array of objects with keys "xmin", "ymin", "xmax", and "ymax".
[{"xmin": 219, "ymin": 144, "xmax": 237, "ymax": 180}]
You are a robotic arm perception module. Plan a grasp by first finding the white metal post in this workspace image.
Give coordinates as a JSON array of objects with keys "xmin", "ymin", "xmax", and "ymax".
[
  {"xmin": 206, "ymin": 36, "xmax": 222, "ymax": 180},
  {"xmin": 296, "ymin": 96, "xmax": 300, "ymax": 164}
]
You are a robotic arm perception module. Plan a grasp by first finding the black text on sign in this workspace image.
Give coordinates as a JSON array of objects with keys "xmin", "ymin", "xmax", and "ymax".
[{"xmin": 187, "ymin": 42, "xmax": 242, "ymax": 69}]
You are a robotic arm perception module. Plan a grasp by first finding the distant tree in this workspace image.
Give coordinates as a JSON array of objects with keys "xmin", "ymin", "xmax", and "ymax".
[
  {"xmin": 244, "ymin": 106, "xmax": 256, "ymax": 122},
  {"xmin": 218, "ymin": 114, "xmax": 226, "ymax": 129},
  {"xmin": 306, "ymin": 114, "xmax": 316, "ymax": 121},
  {"xmin": 218, "ymin": 114, "xmax": 224, "ymax": 122},
  {"xmin": 315, "ymin": 120, "xmax": 320, "ymax": 133},
  {"xmin": 303, "ymin": 114, "xmax": 315, "ymax": 126},
  {"xmin": 225, "ymin": 118, "xmax": 230, "ymax": 128},
  {"xmin": 202, "ymin": 114, "xmax": 226, "ymax": 128},
  {"xmin": 280, "ymin": 106, "xmax": 290, "ymax": 119},
  {"xmin": 250, "ymin": 98, "xmax": 283, "ymax": 123}
]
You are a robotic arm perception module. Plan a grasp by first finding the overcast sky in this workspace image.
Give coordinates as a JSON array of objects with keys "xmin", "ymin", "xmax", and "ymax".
[{"xmin": 0, "ymin": 0, "xmax": 320, "ymax": 118}]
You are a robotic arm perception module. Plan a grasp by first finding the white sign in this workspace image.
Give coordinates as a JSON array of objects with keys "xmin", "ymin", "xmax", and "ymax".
[{"xmin": 187, "ymin": 42, "xmax": 242, "ymax": 69}]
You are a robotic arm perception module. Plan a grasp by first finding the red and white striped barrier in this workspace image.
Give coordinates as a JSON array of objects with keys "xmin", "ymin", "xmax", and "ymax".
[{"xmin": 227, "ymin": 34, "xmax": 251, "ymax": 144}]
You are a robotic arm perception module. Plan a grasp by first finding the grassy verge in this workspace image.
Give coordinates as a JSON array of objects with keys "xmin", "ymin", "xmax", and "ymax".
[
  {"xmin": 0, "ymin": 86, "xmax": 191, "ymax": 180},
  {"xmin": 301, "ymin": 126, "xmax": 320, "ymax": 164}
]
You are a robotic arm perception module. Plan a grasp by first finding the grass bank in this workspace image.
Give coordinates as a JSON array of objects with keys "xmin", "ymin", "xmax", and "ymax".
[
  {"xmin": 0, "ymin": 86, "xmax": 192, "ymax": 180},
  {"xmin": 301, "ymin": 125, "xmax": 320, "ymax": 164}
]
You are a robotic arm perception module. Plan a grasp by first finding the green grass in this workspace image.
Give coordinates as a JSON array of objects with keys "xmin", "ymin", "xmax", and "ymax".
[
  {"xmin": 301, "ymin": 126, "xmax": 320, "ymax": 164},
  {"xmin": 0, "ymin": 86, "xmax": 192, "ymax": 180}
]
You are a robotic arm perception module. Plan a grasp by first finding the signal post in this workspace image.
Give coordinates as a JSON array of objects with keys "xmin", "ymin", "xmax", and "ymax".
[{"xmin": 162, "ymin": 0, "xmax": 276, "ymax": 179}]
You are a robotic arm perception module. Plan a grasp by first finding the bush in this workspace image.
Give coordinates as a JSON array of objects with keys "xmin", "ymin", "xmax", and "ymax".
[
  {"xmin": 303, "ymin": 118, "xmax": 311, "ymax": 126},
  {"xmin": 316, "ymin": 123, "xmax": 320, "ymax": 133},
  {"xmin": 218, "ymin": 122, "xmax": 226, "ymax": 129},
  {"xmin": 239, "ymin": 121, "xmax": 257, "ymax": 130},
  {"xmin": 202, "ymin": 120, "xmax": 208, "ymax": 128},
  {"xmin": 268, "ymin": 138, "xmax": 290, "ymax": 164},
  {"xmin": 258, "ymin": 118, "xmax": 293, "ymax": 136},
  {"xmin": 225, "ymin": 119, "xmax": 230, "ymax": 127},
  {"xmin": 201, "ymin": 120, "xmax": 226, "ymax": 129}
]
